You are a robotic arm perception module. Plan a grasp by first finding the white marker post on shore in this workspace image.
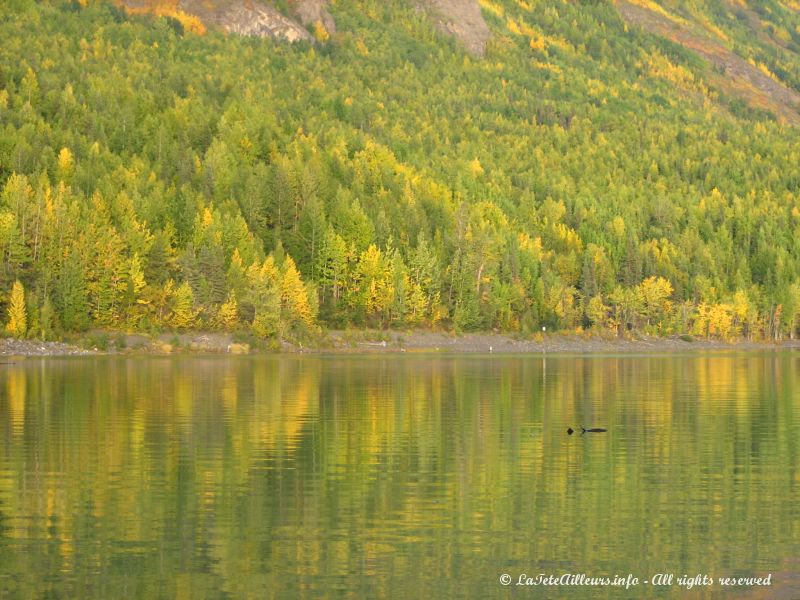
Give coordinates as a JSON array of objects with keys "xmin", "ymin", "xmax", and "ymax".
[{"xmin": 542, "ymin": 326, "xmax": 546, "ymax": 378}]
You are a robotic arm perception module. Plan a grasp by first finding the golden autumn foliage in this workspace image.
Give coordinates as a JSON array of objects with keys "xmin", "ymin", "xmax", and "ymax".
[
  {"xmin": 529, "ymin": 36, "xmax": 546, "ymax": 52},
  {"xmin": 57, "ymin": 147, "xmax": 74, "ymax": 182},
  {"xmin": 479, "ymin": 0, "xmax": 505, "ymax": 18},
  {"xmin": 468, "ymin": 158, "xmax": 484, "ymax": 177},
  {"xmin": 313, "ymin": 21, "xmax": 330, "ymax": 44},
  {"xmin": 215, "ymin": 291, "xmax": 239, "ymax": 330},
  {"xmin": 5, "ymin": 280, "xmax": 27, "ymax": 338},
  {"xmin": 693, "ymin": 302, "xmax": 735, "ymax": 340},
  {"xmin": 170, "ymin": 281, "xmax": 197, "ymax": 330},
  {"xmin": 117, "ymin": 0, "xmax": 206, "ymax": 35},
  {"xmin": 281, "ymin": 256, "xmax": 316, "ymax": 330}
]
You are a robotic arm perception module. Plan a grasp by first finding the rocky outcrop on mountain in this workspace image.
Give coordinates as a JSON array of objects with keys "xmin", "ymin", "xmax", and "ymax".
[
  {"xmin": 291, "ymin": 0, "xmax": 336, "ymax": 35},
  {"xmin": 119, "ymin": 0, "xmax": 316, "ymax": 43},
  {"xmin": 418, "ymin": 0, "xmax": 490, "ymax": 57},
  {"xmin": 120, "ymin": 0, "xmax": 490, "ymax": 54},
  {"xmin": 213, "ymin": 1, "xmax": 314, "ymax": 42}
]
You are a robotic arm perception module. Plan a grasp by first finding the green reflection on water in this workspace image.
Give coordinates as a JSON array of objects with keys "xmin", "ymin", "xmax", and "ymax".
[{"xmin": 0, "ymin": 353, "xmax": 798, "ymax": 599}]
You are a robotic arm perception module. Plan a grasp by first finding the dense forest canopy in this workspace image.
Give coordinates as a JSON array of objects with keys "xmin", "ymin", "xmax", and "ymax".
[{"xmin": 1, "ymin": 0, "xmax": 800, "ymax": 341}]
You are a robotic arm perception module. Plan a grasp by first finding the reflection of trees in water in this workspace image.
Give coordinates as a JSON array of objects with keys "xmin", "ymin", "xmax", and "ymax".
[{"xmin": 0, "ymin": 355, "xmax": 797, "ymax": 597}]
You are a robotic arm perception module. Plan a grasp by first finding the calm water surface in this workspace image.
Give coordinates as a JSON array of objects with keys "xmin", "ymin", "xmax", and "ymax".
[{"xmin": 0, "ymin": 353, "xmax": 798, "ymax": 599}]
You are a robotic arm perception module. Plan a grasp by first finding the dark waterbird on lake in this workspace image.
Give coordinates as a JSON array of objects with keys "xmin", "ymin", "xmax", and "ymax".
[{"xmin": 567, "ymin": 427, "xmax": 607, "ymax": 435}]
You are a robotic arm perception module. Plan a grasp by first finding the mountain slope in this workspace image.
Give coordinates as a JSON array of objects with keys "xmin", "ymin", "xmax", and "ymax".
[
  {"xmin": 119, "ymin": 0, "xmax": 492, "ymax": 54},
  {"xmin": 1, "ymin": 0, "xmax": 800, "ymax": 341},
  {"xmin": 615, "ymin": 0, "xmax": 800, "ymax": 124},
  {"xmin": 119, "ymin": 0, "xmax": 318, "ymax": 42}
]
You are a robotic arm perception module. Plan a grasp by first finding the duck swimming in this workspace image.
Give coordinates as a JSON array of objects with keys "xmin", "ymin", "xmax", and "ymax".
[{"xmin": 567, "ymin": 427, "xmax": 607, "ymax": 435}]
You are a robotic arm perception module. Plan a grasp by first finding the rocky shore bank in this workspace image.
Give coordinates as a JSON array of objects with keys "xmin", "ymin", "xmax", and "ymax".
[
  {"xmin": 0, "ymin": 331, "xmax": 798, "ymax": 357},
  {"xmin": 0, "ymin": 338, "xmax": 94, "ymax": 356}
]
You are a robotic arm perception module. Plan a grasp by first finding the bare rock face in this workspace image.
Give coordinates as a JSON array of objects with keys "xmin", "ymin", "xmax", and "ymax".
[
  {"xmin": 184, "ymin": 0, "xmax": 336, "ymax": 42},
  {"xmin": 290, "ymin": 0, "xmax": 336, "ymax": 34},
  {"xmin": 121, "ymin": 0, "xmax": 317, "ymax": 43},
  {"xmin": 121, "ymin": 0, "xmax": 492, "ymax": 56},
  {"xmin": 211, "ymin": 1, "xmax": 314, "ymax": 42},
  {"xmin": 419, "ymin": 0, "xmax": 490, "ymax": 57}
]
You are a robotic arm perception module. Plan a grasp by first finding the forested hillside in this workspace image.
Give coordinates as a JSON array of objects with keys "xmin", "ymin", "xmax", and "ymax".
[{"xmin": 1, "ymin": 0, "xmax": 800, "ymax": 342}]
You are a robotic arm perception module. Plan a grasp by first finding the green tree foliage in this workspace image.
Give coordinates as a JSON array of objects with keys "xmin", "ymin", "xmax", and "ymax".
[
  {"xmin": 56, "ymin": 250, "xmax": 90, "ymax": 332},
  {"xmin": 38, "ymin": 296, "xmax": 56, "ymax": 340},
  {"xmin": 0, "ymin": 0, "xmax": 799, "ymax": 340},
  {"xmin": 316, "ymin": 226, "xmax": 348, "ymax": 312}
]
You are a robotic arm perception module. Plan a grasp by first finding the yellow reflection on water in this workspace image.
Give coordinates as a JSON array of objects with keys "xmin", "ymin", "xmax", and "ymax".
[
  {"xmin": 7, "ymin": 368, "xmax": 25, "ymax": 437},
  {"xmin": 0, "ymin": 353, "xmax": 797, "ymax": 599}
]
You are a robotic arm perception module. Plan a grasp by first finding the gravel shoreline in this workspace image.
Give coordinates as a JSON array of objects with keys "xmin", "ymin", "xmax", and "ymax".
[
  {"xmin": 0, "ymin": 338, "xmax": 95, "ymax": 356},
  {"xmin": 326, "ymin": 331, "xmax": 800, "ymax": 354},
  {"xmin": 0, "ymin": 332, "xmax": 798, "ymax": 357}
]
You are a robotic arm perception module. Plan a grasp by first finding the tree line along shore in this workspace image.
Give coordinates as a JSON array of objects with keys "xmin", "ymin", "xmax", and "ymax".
[{"xmin": 1, "ymin": 2, "xmax": 800, "ymax": 346}]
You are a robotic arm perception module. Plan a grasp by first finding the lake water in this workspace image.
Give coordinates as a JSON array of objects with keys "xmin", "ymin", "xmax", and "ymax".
[{"xmin": 0, "ymin": 353, "xmax": 798, "ymax": 599}]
